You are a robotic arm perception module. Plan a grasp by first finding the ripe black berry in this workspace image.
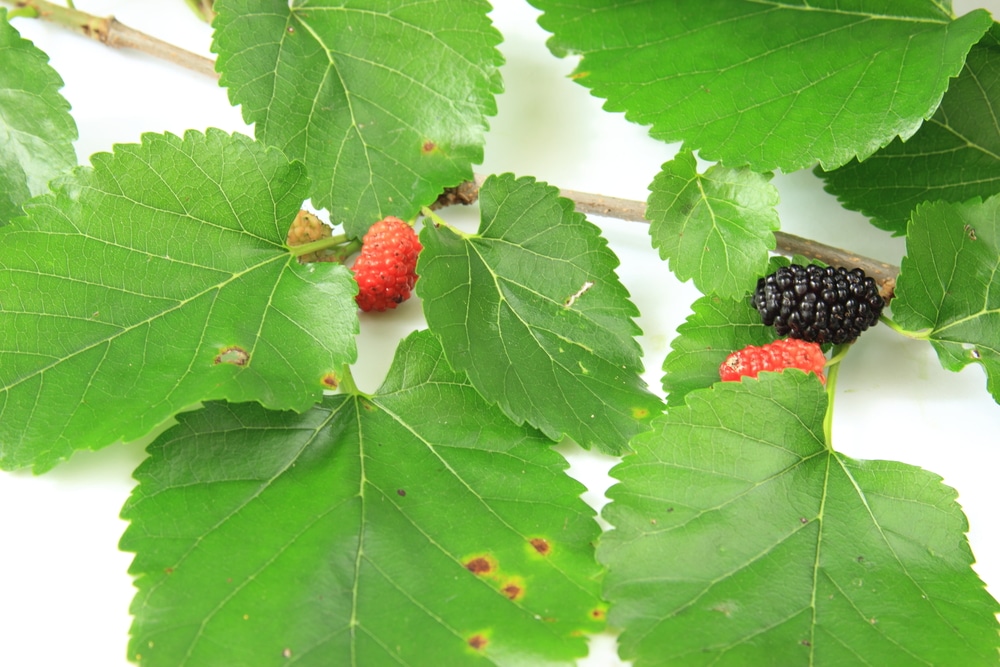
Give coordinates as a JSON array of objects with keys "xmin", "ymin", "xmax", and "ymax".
[{"xmin": 753, "ymin": 264, "xmax": 884, "ymax": 345}]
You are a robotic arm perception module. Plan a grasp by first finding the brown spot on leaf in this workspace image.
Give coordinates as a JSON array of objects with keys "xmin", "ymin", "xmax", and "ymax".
[
  {"xmin": 590, "ymin": 608, "xmax": 606, "ymax": 620},
  {"xmin": 215, "ymin": 346, "xmax": 249, "ymax": 366},
  {"xmin": 502, "ymin": 582, "xmax": 523, "ymax": 600},
  {"xmin": 465, "ymin": 556, "xmax": 495, "ymax": 575},
  {"xmin": 164, "ymin": 567, "xmax": 174, "ymax": 575},
  {"xmin": 397, "ymin": 489, "xmax": 406, "ymax": 497},
  {"xmin": 422, "ymin": 140, "xmax": 436, "ymax": 153},
  {"xmin": 467, "ymin": 634, "xmax": 488, "ymax": 650},
  {"xmin": 321, "ymin": 373, "xmax": 338, "ymax": 389},
  {"xmin": 530, "ymin": 538, "xmax": 550, "ymax": 555}
]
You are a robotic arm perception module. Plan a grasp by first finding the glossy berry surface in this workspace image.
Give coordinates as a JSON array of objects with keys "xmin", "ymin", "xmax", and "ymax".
[
  {"xmin": 753, "ymin": 264, "xmax": 884, "ymax": 344},
  {"xmin": 719, "ymin": 338, "xmax": 827, "ymax": 383},
  {"xmin": 352, "ymin": 216, "xmax": 422, "ymax": 312}
]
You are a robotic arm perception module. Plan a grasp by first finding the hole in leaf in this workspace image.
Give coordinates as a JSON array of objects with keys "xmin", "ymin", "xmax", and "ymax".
[{"xmin": 215, "ymin": 346, "xmax": 249, "ymax": 366}]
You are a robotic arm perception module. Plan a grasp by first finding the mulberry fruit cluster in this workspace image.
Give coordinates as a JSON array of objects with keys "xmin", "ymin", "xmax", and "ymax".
[
  {"xmin": 753, "ymin": 264, "xmax": 884, "ymax": 345},
  {"xmin": 719, "ymin": 339, "xmax": 827, "ymax": 383},
  {"xmin": 352, "ymin": 216, "xmax": 422, "ymax": 312}
]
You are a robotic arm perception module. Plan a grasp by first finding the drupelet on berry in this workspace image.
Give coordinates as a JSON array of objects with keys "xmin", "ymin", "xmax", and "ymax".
[{"xmin": 351, "ymin": 216, "xmax": 422, "ymax": 312}]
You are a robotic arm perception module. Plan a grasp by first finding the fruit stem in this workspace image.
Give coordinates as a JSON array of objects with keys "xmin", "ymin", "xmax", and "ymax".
[
  {"xmin": 821, "ymin": 344, "xmax": 847, "ymax": 449},
  {"xmin": 287, "ymin": 233, "xmax": 350, "ymax": 259},
  {"xmin": 879, "ymin": 315, "xmax": 931, "ymax": 340},
  {"xmin": 825, "ymin": 343, "xmax": 851, "ymax": 368}
]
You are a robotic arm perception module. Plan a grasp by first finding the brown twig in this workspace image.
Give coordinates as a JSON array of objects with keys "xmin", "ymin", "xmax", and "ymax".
[
  {"xmin": 3, "ymin": 0, "xmax": 218, "ymax": 78},
  {"xmin": 5, "ymin": 1, "xmax": 898, "ymax": 298},
  {"xmin": 470, "ymin": 175, "xmax": 898, "ymax": 299}
]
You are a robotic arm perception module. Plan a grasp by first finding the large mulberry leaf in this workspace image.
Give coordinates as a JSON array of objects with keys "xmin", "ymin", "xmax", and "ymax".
[
  {"xmin": 528, "ymin": 0, "xmax": 992, "ymax": 172},
  {"xmin": 418, "ymin": 173, "xmax": 663, "ymax": 454},
  {"xmin": 820, "ymin": 26, "xmax": 1000, "ymax": 235},
  {"xmin": 891, "ymin": 195, "xmax": 1000, "ymax": 404},
  {"xmin": 212, "ymin": 0, "xmax": 503, "ymax": 239},
  {"xmin": 0, "ymin": 129, "xmax": 358, "ymax": 472},
  {"xmin": 0, "ymin": 8, "xmax": 77, "ymax": 224},
  {"xmin": 599, "ymin": 372, "xmax": 999, "ymax": 666},
  {"xmin": 121, "ymin": 330, "xmax": 605, "ymax": 666},
  {"xmin": 647, "ymin": 149, "xmax": 779, "ymax": 298}
]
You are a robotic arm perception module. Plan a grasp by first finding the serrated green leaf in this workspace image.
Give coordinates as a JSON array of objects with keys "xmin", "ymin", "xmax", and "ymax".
[
  {"xmin": 0, "ymin": 8, "xmax": 77, "ymax": 224},
  {"xmin": 212, "ymin": 0, "xmax": 503, "ymax": 239},
  {"xmin": 820, "ymin": 25, "xmax": 1000, "ymax": 235},
  {"xmin": 647, "ymin": 150, "xmax": 778, "ymax": 298},
  {"xmin": 0, "ymin": 129, "xmax": 358, "ymax": 472},
  {"xmin": 600, "ymin": 372, "xmax": 999, "ymax": 666},
  {"xmin": 661, "ymin": 293, "xmax": 777, "ymax": 408},
  {"xmin": 418, "ymin": 173, "xmax": 662, "ymax": 454},
  {"xmin": 529, "ymin": 0, "xmax": 991, "ymax": 172},
  {"xmin": 891, "ymin": 196, "xmax": 1000, "ymax": 403},
  {"xmin": 121, "ymin": 330, "xmax": 604, "ymax": 667}
]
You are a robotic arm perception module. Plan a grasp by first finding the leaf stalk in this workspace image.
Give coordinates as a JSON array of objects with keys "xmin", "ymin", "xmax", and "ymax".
[{"xmin": 821, "ymin": 343, "xmax": 849, "ymax": 449}]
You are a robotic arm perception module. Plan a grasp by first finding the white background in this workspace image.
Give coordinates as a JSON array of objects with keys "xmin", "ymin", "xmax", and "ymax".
[{"xmin": 1, "ymin": 1, "xmax": 998, "ymax": 665}]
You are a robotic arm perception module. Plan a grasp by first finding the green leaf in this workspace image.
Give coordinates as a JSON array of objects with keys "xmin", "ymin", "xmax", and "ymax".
[
  {"xmin": 0, "ymin": 8, "xmax": 77, "ymax": 224},
  {"xmin": 647, "ymin": 150, "xmax": 779, "ymax": 298},
  {"xmin": 820, "ymin": 26, "xmax": 1000, "ymax": 235},
  {"xmin": 891, "ymin": 196, "xmax": 1000, "ymax": 403},
  {"xmin": 212, "ymin": 0, "xmax": 503, "ymax": 239},
  {"xmin": 418, "ymin": 173, "xmax": 662, "ymax": 454},
  {"xmin": 600, "ymin": 372, "xmax": 999, "ymax": 666},
  {"xmin": 661, "ymin": 293, "xmax": 776, "ymax": 409},
  {"xmin": 0, "ymin": 129, "xmax": 358, "ymax": 472},
  {"xmin": 529, "ymin": 0, "xmax": 992, "ymax": 172},
  {"xmin": 121, "ymin": 330, "xmax": 605, "ymax": 666}
]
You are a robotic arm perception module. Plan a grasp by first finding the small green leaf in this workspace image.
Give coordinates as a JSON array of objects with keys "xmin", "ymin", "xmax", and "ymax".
[
  {"xmin": 891, "ymin": 196, "xmax": 1000, "ymax": 403},
  {"xmin": 600, "ymin": 373, "xmax": 999, "ymax": 666},
  {"xmin": 121, "ymin": 330, "xmax": 605, "ymax": 666},
  {"xmin": 0, "ymin": 129, "xmax": 358, "ymax": 472},
  {"xmin": 419, "ymin": 173, "xmax": 662, "ymax": 454},
  {"xmin": 0, "ymin": 8, "xmax": 77, "ymax": 223},
  {"xmin": 661, "ymin": 293, "xmax": 776, "ymax": 408},
  {"xmin": 820, "ymin": 26, "xmax": 1000, "ymax": 235},
  {"xmin": 647, "ymin": 150, "xmax": 779, "ymax": 298},
  {"xmin": 213, "ymin": 0, "xmax": 503, "ymax": 238},
  {"xmin": 529, "ymin": 0, "xmax": 991, "ymax": 172}
]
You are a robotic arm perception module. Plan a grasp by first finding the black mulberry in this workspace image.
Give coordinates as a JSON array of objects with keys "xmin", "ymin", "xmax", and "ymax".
[{"xmin": 753, "ymin": 264, "xmax": 884, "ymax": 345}]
